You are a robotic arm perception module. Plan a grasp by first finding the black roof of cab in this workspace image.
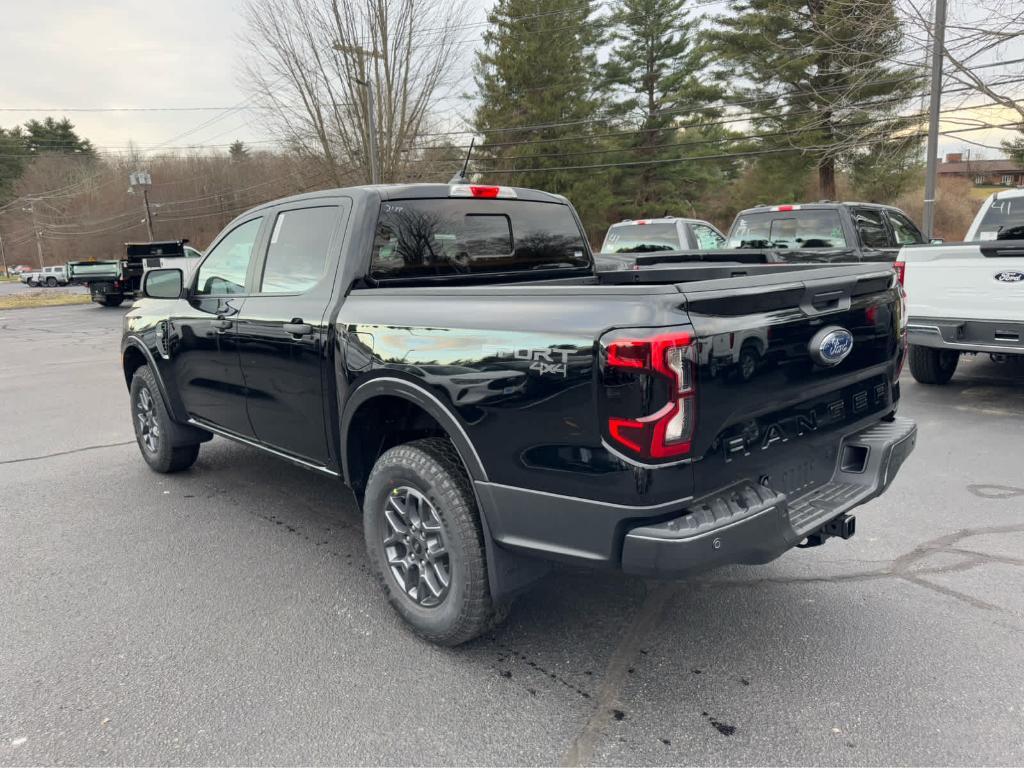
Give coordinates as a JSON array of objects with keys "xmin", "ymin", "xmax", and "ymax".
[{"xmin": 243, "ymin": 183, "xmax": 568, "ymax": 214}]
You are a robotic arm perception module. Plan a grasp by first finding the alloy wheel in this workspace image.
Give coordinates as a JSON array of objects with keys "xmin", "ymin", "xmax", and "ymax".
[
  {"xmin": 135, "ymin": 387, "xmax": 160, "ymax": 454},
  {"xmin": 382, "ymin": 486, "xmax": 451, "ymax": 607}
]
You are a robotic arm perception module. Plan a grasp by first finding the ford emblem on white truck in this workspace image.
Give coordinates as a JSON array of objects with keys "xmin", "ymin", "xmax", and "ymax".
[
  {"xmin": 994, "ymin": 271, "xmax": 1024, "ymax": 283},
  {"xmin": 809, "ymin": 326, "xmax": 854, "ymax": 366}
]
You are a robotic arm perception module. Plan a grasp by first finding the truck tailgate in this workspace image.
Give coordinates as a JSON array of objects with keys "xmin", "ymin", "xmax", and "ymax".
[
  {"xmin": 903, "ymin": 240, "xmax": 1024, "ymax": 321},
  {"xmin": 677, "ymin": 265, "xmax": 903, "ymax": 499}
]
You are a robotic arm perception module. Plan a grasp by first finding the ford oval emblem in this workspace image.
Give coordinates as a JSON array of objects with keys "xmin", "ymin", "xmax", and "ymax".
[
  {"xmin": 995, "ymin": 271, "xmax": 1024, "ymax": 283},
  {"xmin": 809, "ymin": 326, "xmax": 854, "ymax": 366}
]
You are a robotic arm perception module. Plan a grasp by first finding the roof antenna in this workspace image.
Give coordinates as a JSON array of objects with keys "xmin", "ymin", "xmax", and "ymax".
[{"xmin": 449, "ymin": 138, "xmax": 475, "ymax": 184}]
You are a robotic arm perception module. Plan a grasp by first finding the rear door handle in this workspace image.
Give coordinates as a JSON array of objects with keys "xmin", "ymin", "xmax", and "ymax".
[
  {"xmin": 212, "ymin": 318, "xmax": 232, "ymax": 332},
  {"xmin": 283, "ymin": 321, "xmax": 313, "ymax": 337}
]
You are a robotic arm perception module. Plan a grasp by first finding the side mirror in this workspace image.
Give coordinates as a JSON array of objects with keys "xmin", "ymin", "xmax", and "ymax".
[
  {"xmin": 929, "ymin": 238, "xmax": 944, "ymax": 245},
  {"xmin": 143, "ymin": 268, "xmax": 184, "ymax": 299}
]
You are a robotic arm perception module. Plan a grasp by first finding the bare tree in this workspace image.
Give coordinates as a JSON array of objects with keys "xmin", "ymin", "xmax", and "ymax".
[
  {"xmin": 900, "ymin": 0, "xmax": 1024, "ymax": 123},
  {"xmin": 239, "ymin": 0, "xmax": 467, "ymax": 185}
]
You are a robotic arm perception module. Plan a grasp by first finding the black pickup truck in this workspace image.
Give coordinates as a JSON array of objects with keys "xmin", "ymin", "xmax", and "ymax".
[
  {"xmin": 596, "ymin": 202, "xmax": 929, "ymax": 271},
  {"xmin": 121, "ymin": 183, "xmax": 916, "ymax": 645}
]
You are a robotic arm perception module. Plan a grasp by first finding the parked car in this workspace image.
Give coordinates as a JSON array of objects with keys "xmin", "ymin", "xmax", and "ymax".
[
  {"xmin": 900, "ymin": 188, "xmax": 1024, "ymax": 384},
  {"xmin": 596, "ymin": 217, "xmax": 725, "ymax": 267},
  {"xmin": 122, "ymin": 182, "xmax": 916, "ymax": 645},
  {"xmin": 38, "ymin": 265, "xmax": 69, "ymax": 287},
  {"xmin": 597, "ymin": 202, "xmax": 927, "ymax": 271}
]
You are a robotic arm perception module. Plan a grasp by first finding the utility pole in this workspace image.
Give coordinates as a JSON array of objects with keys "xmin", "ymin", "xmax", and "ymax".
[
  {"xmin": 22, "ymin": 200, "xmax": 44, "ymax": 269},
  {"xmin": 0, "ymin": 229, "xmax": 8, "ymax": 278},
  {"xmin": 129, "ymin": 170, "xmax": 155, "ymax": 240},
  {"xmin": 922, "ymin": 0, "xmax": 948, "ymax": 240},
  {"xmin": 142, "ymin": 188, "xmax": 155, "ymax": 240},
  {"xmin": 333, "ymin": 43, "xmax": 383, "ymax": 185}
]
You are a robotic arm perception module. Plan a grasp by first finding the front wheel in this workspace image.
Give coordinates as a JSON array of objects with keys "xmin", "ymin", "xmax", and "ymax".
[
  {"xmin": 363, "ymin": 438, "xmax": 498, "ymax": 646},
  {"xmin": 130, "ymin": 366, "xmax": 200, "ymax": 472},
  {"xmin": 908, "ymin": 345, "xmax": 960, "ymax": 385}
]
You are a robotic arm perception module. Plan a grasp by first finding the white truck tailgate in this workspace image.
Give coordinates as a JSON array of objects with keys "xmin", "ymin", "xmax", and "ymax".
[{"xmin": 903, "ymin": 242, "xmax": 1024, "ymax": 322}]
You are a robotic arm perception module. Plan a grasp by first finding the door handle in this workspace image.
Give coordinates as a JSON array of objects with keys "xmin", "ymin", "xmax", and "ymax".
[
  {"xmin": 212, "ymin": 318, "xmax": 232, "ymax": 332},
  {"xmin": 283, "ymin": 321, "xmax": 313, "ymax": 337}
]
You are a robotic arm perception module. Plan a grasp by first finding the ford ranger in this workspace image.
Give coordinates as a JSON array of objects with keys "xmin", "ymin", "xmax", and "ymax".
[{"xmin": 121, "ymin": 183, "xmax": 916, "ymax": 645}]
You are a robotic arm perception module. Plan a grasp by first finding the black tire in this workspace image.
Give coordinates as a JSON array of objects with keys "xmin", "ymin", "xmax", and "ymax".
[
  {"xmin": 130, "ymin": 366, "xmax": 200, "ymax": 473},
  {"xmin": 737, "ymin": 343, "xmax": 759, "ymax": 381},
  {"xmin": 363, "ymin": 437, "xmax": 497, "ymax": 646},
  {"xmin": 102, "ymin": 295, "xmax": 124, "ymax": 307},
  {"xmin": 45, "ymin": 276, "xmax": 57, "ymax": 287},
  {"xmin": 908, "ymin": 344, "xmax": 960, "ymax": 385},
  {"xmin": 27, "ymin": 279, "xmax": 39, "ymax": 287}
]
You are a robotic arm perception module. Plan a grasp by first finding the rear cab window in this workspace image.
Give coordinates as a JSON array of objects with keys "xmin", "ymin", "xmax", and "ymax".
[
  {"xmin": 370, "ymin": 199, "xmax": 591, "ymax": 281},
  {"xmin": 727, "ymin": 209, "xmax": 848, "ymax": 249},
  {"xmin": 974, "ymin": 197, "xmax": 1024, "ymax": 241},
  {"xmin": 601, "ymin": 223, "xmax": 680, "ymax": 253}
]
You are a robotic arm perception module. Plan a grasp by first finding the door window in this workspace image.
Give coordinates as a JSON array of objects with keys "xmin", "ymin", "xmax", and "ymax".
[
  {"xmin": 194, "ymin": 217, "xmax": 262, "ymax": 295},
  {"xmin": 692, "ymin": 224, "xmax": 725, "ymax": 249},
  {"xmin": 259, "ymin": 206, "xmax": 338, "ymax": 293},
  {"xmin": 854, "ymin": 209, "xmax": 891, "ymax": 249},
  {"xmin": 887, "ymin": 211, "xmax": 925, "ymax": 245}
]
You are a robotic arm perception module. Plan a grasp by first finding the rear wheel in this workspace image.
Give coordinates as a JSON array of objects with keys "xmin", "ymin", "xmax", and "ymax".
[
  {"xmin": 908, "ymin": 345, "xmax": 960, "ymax": 385},
  {"xmin": 130, "ymin": 366, "xmax": 200, "ymax": 473},
  {"xmin": 45, "ymin": 276, "xmax": 57, "ymax": 287},
  {"xmin": 363, "ymin": 437, "xmax": 497, "ymax": 646},
  {"xmin": 102, "ymin": 294, "xmax": 124, "ymax": 307}
]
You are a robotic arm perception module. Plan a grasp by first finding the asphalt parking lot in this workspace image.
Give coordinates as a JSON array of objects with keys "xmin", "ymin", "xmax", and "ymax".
[
  {"xmin": 2, "ymin": 303, "xmax": 1023, "ymax": 766},
  {"xmin": 0, "ymin": 281, "xmax": 85, "ymax": 297}
]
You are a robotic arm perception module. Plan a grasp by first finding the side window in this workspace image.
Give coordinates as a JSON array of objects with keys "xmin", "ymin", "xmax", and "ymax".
[
  {"xmin": 259, "ymin": 206, "xmax": 338, "ymax": 293},
  {"xmin": 194, "ymin": 218, "xmax": 262, "ymax": 295},
  {"xmin": 888, "ymin": 211, "xmax": 925, "ymax": 245},
  {"xmin": 854, "ymin": 209, "xmax": 891, "ymax": 249},
  {"xmin": 692, "ymin": 224, "xmax": 725, "ymax": 250}
]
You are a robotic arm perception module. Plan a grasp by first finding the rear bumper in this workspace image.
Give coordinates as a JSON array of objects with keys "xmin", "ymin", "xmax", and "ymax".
[
  {"xmin": 908, "ymin": 316, "xmax": 1024, "ymax": 355},
  {"xmin": 619, "ymin": 416, "xmax": 916, "ymax": 577}
]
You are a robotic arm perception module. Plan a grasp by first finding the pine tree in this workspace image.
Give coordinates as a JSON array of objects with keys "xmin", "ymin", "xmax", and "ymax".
[
  {"xmin": 713, "ymin": 0, "xmax": 921, "ymax": 199},
  {"xmin": 1005, "ymin": 129, "xmax": 1024, "ymax": 165},
  {"xmin": 602, "ymin": 0, "xmax": 724, "ymax": 214},
  {"xmin": 473, "ymin": 0, "xmax": 606, "ymax": 231},
  {"xmin": 23, "ymin": 117, "xmax": 96, "ymax": 156},
  {"xmin": 229, "ymin": 140, "xmax": 250, "ymax": 161}
]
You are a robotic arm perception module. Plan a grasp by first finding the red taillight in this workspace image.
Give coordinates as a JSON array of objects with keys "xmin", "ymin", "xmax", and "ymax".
[
  {"xmin": 470, "ymin": 185, "xmax": 499, "ymax": 198},
  {"xmin": 776, "ymin": 205, "xmax": 794, "ymax": 212},
  {"xmin": 603, "ymin": 331, "xmax": 696, "ymax": 461},
  {"xmin": 893, "ymin": 261, "xmax": 905, "ymax": 285}
]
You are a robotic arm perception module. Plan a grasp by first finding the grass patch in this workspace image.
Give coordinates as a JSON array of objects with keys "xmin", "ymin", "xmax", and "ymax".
[{"xmin": 0, "ymin": 292, "xmax": 94, "ymax": 310}]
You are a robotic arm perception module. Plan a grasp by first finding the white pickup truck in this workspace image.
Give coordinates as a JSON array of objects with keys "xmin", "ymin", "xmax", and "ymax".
[{"xmin": 899, "ymin": 188, "xmax": 1024, "ymax": 384}]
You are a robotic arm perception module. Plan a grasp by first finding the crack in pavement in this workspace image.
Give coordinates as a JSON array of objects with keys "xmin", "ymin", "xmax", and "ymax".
[
  {"xmin": 560, "ymin": 581, "xmax": 678, "ymax": 767},
  {"xmin": 557, "ymin": 523, "xmax": 1024, "ymax": 764},
  {"xmin": 0, "ymin": 440, "xmax": 135, "ymax": 466}
]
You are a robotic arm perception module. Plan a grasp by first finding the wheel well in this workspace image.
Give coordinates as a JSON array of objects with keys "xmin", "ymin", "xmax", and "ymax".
[
  {"xmin": 345, "ymin": 395, "xmax": 451, "ymax": 494},
  {"xmin": 122, "ymin": 345, "xmax": 147, "ymax": 389}
]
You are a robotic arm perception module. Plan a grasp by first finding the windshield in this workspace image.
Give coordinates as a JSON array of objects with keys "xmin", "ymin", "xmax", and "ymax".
[
  {"xmin": 726, "ymin": 210, "xmax": 848, "ymax": 249},
  {"xmin": 601, "ymin": 223, "xmax": 680, "ymax": 253},
  {"xmin": 371, "ymin": 199, "xmax": 590, "ymax": 280},
  {"xmin": 974, "ymin": 197, "xmax": 1024, "ymax": 241}
]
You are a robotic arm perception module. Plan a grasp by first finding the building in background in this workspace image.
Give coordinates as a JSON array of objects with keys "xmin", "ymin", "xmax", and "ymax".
[{"xmin": 938, "ymin": 153, "xmax": 1024, "ymax": 187}]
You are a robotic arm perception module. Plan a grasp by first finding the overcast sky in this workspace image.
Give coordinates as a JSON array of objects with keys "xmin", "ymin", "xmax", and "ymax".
[{"xmin": 0, "ymin": 0, "xmax": 1019, "ymax": 158}]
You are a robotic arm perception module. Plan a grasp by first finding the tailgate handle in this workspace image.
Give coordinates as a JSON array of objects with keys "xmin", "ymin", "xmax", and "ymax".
[{"xmin": 811, "ymin": 290, "xmax": 844, "ymax": 310}]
